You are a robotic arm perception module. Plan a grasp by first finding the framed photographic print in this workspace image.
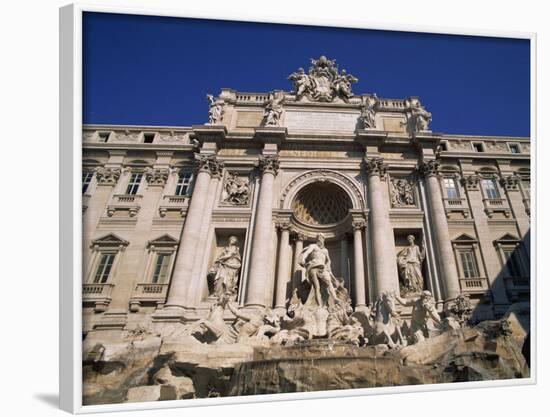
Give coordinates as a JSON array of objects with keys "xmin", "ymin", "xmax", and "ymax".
[{"xmin": 59, "ymin": 2, "xmax": 535, "ymax": 413}]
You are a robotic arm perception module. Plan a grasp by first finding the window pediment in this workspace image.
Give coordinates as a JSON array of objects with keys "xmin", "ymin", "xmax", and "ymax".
[
  {"xmin": 494, "ymin": 233, "xmax": 521, "ymax": 244},
  {"xmin": 452, "ymin": 233, "xmax": 477, "ymax": 243},
  {"xmin": 147, "ymin": 234, "xmax": 179, "ymax": 248},
  {"xmin": 91, "ymin": 233, "xmax": 129, "ymax": 248}
]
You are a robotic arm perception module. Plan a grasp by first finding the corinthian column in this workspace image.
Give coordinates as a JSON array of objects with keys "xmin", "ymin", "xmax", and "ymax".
[
  {"xmin": 292, "ymin": 232, "xmax": 305, "ymax": 288},
  {"xmin": 274, "ymin": 221, "xmax": 291, "ymax": 310},
  {"xmin": 352, "ymin": 220, "xmax": 367, "ymax": 308},
  {"xmin": 245, "ymin": 155, "xmax": 279, "ymax": 307},
  {"xmin": 164, "ymin": 155, "xmax": 223, "ymax": 309},
  {"xmin": 364, "ymin": 157, "xmax": 400, "ymax": 296},
  {"xmin": 420, "ymin": 159, "xmax": 460, "ymax": 301}
]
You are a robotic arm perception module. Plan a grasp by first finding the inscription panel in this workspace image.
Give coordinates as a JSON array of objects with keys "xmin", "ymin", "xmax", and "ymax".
[
  {"xmin": 284, "ymin": 110, "xmax": 360, "ymax": 132},
  {"xmin": 236, "ymin": 111, "xmax": 263, "ymax": 128}
]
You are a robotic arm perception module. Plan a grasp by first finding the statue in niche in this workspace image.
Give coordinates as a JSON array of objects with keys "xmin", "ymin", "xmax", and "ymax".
[
  {"xmin": 394, "ymin": 290, "xmax": 442, "ymax": 343},
  {"xmin": 397, "ymin": 235, "xmax": 425, "ymax": 294},
  {"xmin": 390, "ymin": 178, "xmax": 415, "ymax": 207},
  {"xmin": 299, "ymin": 233, "xmax": 341, "ymax": 308},
  {"xmin": 360, "ymin": 95, "xmax": 377, "ymax": 129},
  {"xmin": 263, "ymin": 91, "xmax": 284, "ymax": 126},
  {"xmin": 207, "ymin": 236, "xmax": 242, "ymax": 298},
  {"xmin": 222, "ymin": 173, "xmax": 250, "ymax": 205},
  {"xmin": 206, "ymin": 94, "xmax": 224, "ymax": 125}
]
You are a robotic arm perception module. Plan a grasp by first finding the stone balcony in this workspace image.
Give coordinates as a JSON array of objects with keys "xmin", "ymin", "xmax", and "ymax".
[
  {"xmin": 504, "ymin": 276, "xmax": 530, "ymax": 302},
  {"xmin": 442, "ymin": 197, "xmax": 470, "ymax": 218},
  {"xmin": 459, "ymin": 277, "xmax": 490, "ymax": 296},
  {"xmin": 106, "ymin": 194, "xmax": 143, "ymax": 217},
  {"xmin": 83, "ymin": 283, "xmax": 114, "ymax": 312},
  {"xmin": 129, "ymin": 283, "xmax": 169, "ymax": 312},
  {"xmin": 158, "ymin": 195, "xmax": 190, "ymax": 218},
  {"xmin": 482, "ymin": 198, "xmax": 511, "ymax": 218}
]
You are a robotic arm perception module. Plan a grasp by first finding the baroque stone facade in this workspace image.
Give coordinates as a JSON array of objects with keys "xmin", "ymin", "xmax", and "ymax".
[{"xmin": 81, "ymin": 57, "xmax": 531, "ymax": 404}]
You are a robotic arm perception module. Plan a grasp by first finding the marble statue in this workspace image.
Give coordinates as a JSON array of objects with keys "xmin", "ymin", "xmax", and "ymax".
[
  {"xmin": 287, "ymin": 67, "xmax": 312, "ymax": 99},
  {"xmin": 206, "ymin": 94, "xmax": 224, "ymax": 125},
  {"xmin": 299, "ymin": 234, "xmax": 340, "ymax": 307},
  {"xmin": 447, "ymin": 293, "xmax": 473, "ymax": 326},
  {"xmin": 207, "ymin": 236, "xmax": 242, "ymax": 298},
  {"xmin": 222, "ymin": 173, "xmax": 250, "ymax": 205},
  {"xmin": 288, "ymin": 56, "xmax": 358, "ymax": 102},
  {"xmin": 192, "ymin": 294, "xmax": 231, "ymax": 344},
  {"xmin": 394, "ymin": 290, "xmax": 442, "ymax": 343},
  {"xmin": 368, "ymin": 292, "xmax": 407, "ymax": 348},
  {"xmin": 327, "ymin": 298, "xmax": 366, "ymax": 346},
  {"xmin": 397, "ymin": 235, "xmax": 425, "ymax": 294},
  {"xmin": 405, "ymin": 97, "xmax": 432, "ymax": 132},
  {"xmin": 360, "ymin": 95, "xmax": 377, "ymax": 129},
  {"xmin": 263, "ymin": 91, "xmax": 284, "ymax": 126},
  {"xmin": 332, "ymin": 69, "xmax": 358, "ymax": 103},
  {"xmin": 227, "ymin": 303, "xmax": 281, "ymax": 343}
]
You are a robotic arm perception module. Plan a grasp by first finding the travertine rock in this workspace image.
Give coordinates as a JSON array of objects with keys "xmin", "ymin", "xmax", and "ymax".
[{"xmin": 83, "ymin": 317, "xmax": 528, "ymax": 403}]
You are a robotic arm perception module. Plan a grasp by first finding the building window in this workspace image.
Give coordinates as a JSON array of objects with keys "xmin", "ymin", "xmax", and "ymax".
[
  {"xmin": 459, "ymin": 250, "xmax": 479, "ymax": 278},
  {"xmin": 93, "ymin": 253, "xmax": 116, "ymax": 283},
  {"xmin": 508, "ymin": 143, "xmax": 521, "ymax": 154},
  {"xmin": 175, "ymin": 172, "xmax": 193, "ymax": 196},
  {"xmin": 502, "ymin": 248, "xmax": 522, "ymax": 277},
  {"xmin": 443, "ymin": 177, "xmax": 459, "ymax": 199},
  {"xmin": 143, "ymin": 133, "xmax": 155, "ymax": 144},
  {"xmin": 151, "ymin": 253, "xmax": 172, "ymax": 283},
  {"xmin": 481, "ymin": 178, "xmax": 500, "ymax": 199},
  {"xmin": 439, "ymin": 141, "xmax": 448, "ymax": 152},
  {"xmin": 473, "ymin": 142, "xmax": 484, "ymax": 152},
  {"xmin": 126, "ymin": 173, "xmax": 143, "ymax": 195},
  {"xmin": 82, "ymin": 171, "xmax": 94, "ymax": 194}
]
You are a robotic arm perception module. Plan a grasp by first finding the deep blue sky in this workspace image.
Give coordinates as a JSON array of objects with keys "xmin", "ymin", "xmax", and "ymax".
[{"xmin": 83, "ymin": 12, "xmax": 530, "ymax": 137}]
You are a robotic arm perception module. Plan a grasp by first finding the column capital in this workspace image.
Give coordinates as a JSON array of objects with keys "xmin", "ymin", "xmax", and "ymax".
[
  {"xmin": 500, "ymin": 173, "xmax": 521, "ymax": 191},
  {"xmin": 418, "ymin": 159, "xmax": 441, "ymax": 179},
  {"xmin": 461, "ymin": 174, "xmax": 481, "ymax": 191},
  {"xmin": 364, "ymin": 157, "xmax": 387, "ymax": 178},
  {"xmin": 144, "ymin": 167, "xmax": 170, "ymax": 186},
  {"xmin": 291, "ymin": 229, "xmax": 307, "ymax": 242},
  {"xmin": 256, "ymin": 155, "xmax": 280, "ymax": 176},
  {"xmin": 94, "ymin": 166, "xmax": 121, "ymax": 186},
  {"xmin": 352, "ymin": 219, "xmax": 366, "ymax": 231},
  {"xmin": 276, "ymin": 220, "xmax": 291, "ymax": 231},
  {"xmin": 196, "ymin": 154, "xmax": 224, "ymax": 178}
]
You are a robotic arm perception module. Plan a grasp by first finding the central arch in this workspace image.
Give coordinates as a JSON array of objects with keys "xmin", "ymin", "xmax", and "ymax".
[
  {"xmin": 280, "ymin": 169, "xmax": 365, "ymax": 211},
  {"xmin": 292, "ymin": 182, "xmax": 352, "ymax": 226}
]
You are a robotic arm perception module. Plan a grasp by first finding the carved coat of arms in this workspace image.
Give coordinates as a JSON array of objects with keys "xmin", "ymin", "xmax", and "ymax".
[{"xmin": 288, "ymin": 55, "xmax": 358, "ymax": 103}]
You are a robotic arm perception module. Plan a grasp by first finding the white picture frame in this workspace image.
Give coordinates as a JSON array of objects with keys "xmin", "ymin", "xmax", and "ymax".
[{"xmin": 59, "ymin": 2, "xmax": 537, "ymax": 413}]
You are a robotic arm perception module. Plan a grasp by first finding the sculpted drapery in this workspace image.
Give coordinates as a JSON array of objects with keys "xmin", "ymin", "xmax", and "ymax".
[
  {"xmin": 397, "ymin": 235, "xmax": 425, "ymax": 294},
  {"xmin": 208, "ymin": 236, "xmax": 242, "ymax": 298}
]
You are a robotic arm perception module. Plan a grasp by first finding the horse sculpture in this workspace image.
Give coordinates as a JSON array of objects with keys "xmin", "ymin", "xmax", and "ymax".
[{"xmin": 369, "ymin": 292, "xmax": 407, "ymax": 348}]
